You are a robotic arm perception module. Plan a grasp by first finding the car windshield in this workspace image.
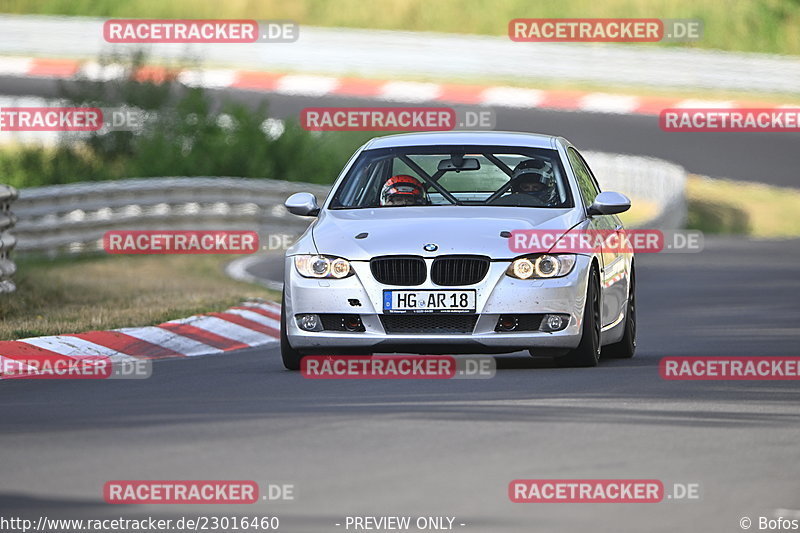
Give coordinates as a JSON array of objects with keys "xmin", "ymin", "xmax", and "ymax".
[{"xmin": 328, "ymin": 145, "xmax": 573, "ymax": 209}]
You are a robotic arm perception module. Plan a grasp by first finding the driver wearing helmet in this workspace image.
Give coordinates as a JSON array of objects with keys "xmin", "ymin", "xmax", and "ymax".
[
  {"xmin": 380, "ymin": 175, "xmax": 427, "ymax": 206},
  {"xmin": 506, "ymin": 159, "xmax": 558, "ymax": 206}
]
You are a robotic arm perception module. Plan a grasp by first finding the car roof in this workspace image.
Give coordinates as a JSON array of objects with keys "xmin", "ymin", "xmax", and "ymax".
[{"xmin": 363, "ymin": 131, "xmax": 560, "ymax": 150}]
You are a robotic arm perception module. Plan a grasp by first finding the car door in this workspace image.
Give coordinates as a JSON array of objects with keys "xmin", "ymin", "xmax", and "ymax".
[{"xmin": 566, "ymin": 147, "xmax": 625, "ymax": 327}]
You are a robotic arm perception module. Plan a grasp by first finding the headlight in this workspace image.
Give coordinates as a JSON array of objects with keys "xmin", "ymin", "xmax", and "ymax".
[
  {"xmin": 294, "ymin": 255, "xmax": 354, "ymax": 279},
  {"xmin": 506, "ymin": 254, "xmax": 576, "ymax": 279}
]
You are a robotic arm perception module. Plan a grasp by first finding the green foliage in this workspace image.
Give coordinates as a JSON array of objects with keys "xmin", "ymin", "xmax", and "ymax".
[{"xmin": 0, "ymin": 52, "xmax": 376, "ymax": 188}]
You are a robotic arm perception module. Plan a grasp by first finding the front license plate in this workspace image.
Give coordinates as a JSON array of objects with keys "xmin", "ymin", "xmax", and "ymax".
[{"xmin": 383, "ymin": 290, "xmax": 476, "ymax": 314}]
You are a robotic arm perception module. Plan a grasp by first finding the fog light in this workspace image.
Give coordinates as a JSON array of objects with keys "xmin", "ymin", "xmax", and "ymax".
[
  {"xmin": 542, "ymin": 314, "xmax": 568, "ymax": 332},
  {"xmin": 297, "ymin": 314, "xmax": 322, "ymax": 331},
  {"xmin": 344, "ymin": 315, "xmax": 364, "ymax": 332},
  {"xmin": 496, "ymin": 315, "xmax": 518, "ymax": 332}
]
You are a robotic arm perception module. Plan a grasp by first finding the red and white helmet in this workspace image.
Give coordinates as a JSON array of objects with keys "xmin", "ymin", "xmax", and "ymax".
[{"xmin": 380, "ymin": 175, "xmax": 426, "ymax": 206}]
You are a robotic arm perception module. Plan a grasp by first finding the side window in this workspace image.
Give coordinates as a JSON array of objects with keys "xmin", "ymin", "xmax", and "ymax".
[
  {"xmin": 576, "ymin": 151, "xmax": 603, "ymax": 194},
  {"xmin": 567, "ymin": 147, "xmax": 600, "ymax": 208}
]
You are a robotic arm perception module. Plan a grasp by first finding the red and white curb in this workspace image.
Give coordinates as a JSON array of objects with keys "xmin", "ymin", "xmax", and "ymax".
[
  {"xmin": 0, "ymin": 300, "xmax": 280, "ymax": 378},
  {"xmin": 0, "ymin": 56, "xmax": 793, "ymax": 116}
]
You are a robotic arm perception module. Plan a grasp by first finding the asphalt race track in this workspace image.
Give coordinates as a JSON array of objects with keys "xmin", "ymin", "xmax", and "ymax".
[
  {"xmin": 3, "ymin": 240, "xmax": 799, "ymax": 531},
  {"xmin": 1, "ymin": 77, "xmax": 799, "ymax": 532}
]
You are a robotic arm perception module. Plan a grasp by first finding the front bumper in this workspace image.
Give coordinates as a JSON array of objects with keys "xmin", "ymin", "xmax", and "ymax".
[{"xmin": 284, "ymin": 255, "xmax": 591, "ymax": 353}]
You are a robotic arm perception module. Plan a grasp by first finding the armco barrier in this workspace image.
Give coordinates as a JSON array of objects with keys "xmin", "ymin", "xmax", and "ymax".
[
  {"xmin": 1, "ymin": 16, "xmax": 797, "ymax": 94},
  {"xmin": 10, "ymin": 152, "xmax": 686, "ymax": 255},
  {"xmin": 1, "ymin": 183, "xmax": 19, "ymax": 293},
  {"xmin": 583, "ymin": 151, "xmax": 687, "ymax": 231},
  {"xmin": 12, "ymin": 177, "xmax": 331, "ymax": 254}
]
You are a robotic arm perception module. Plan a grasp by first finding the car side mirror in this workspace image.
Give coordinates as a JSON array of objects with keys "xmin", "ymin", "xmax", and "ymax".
[
  {"xmin": 285, "ymin": 192, "xmax": 320, "ymax": 217},
  {"xmin": 587, "ymin": 191, "xmax": 631, "ymax": 216}
]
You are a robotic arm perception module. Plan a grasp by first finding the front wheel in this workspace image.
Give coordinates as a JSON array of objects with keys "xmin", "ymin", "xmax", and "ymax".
[
  {"xmin": 556, "ymin": 268, "xmax": 601, "ymax": 368},
  {"xmin": 280, "ymin": 291, "xmax": 303, "ymax": 371}
]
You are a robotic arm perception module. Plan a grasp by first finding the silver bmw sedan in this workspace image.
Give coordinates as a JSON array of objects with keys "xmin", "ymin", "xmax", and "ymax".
[{"xmin": 280, "ymin": 131, "xmax": 636, "ymax": 369}]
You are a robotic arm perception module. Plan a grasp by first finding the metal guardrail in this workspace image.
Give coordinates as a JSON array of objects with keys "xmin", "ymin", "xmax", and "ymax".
[
  {"xmin": 583, "ymin": 151, "xmax": 687, "ymax": 230},
  {"xmin": 13, "ymin": 177, "xmax": 330, "ymax": 254},
  {"xmin": 1, "ymin": 183, "xmax": 19, "ymax": 293},
  {"xmin": 11, "ymin": 153, "xmax": 686, "ymax": 255}
]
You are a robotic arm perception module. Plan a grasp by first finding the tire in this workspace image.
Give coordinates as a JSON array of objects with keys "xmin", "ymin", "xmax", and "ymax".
[
  {"xmin": 602, "ymin": 269, "xmax": 636, "ymax": 359},
  {"xmin": 556, "ymin": 267, "xmax": 601, "ymax": 368},
  {"xmin": 280, "ymin": 291, "xmax": 303, "ymax": 371}
]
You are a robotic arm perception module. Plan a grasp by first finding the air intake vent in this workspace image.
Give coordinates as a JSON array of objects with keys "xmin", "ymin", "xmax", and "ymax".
[
  {"xmin": 370, "ymin": 256, "xmax": 426, "ymax": 286},
  {"xmin": 431, "ymin": 255, "xmax": 490, "ymax": 286},
  {"xmin": 380, "ymin": 314, "xmax": 478, "ymax": 334}
]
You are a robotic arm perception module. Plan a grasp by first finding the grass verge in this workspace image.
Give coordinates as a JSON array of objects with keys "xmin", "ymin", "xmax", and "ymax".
[
  {"xmin": 617, "ymin": 199, "xmax": 658, "ymax": 228},
  {"xmin": 0, "ymin": 254, "xmax": 278, "ymax": 341},
  {"xmin": 687, "ymin": 175, "xmax": 800, "ymax": 238}
]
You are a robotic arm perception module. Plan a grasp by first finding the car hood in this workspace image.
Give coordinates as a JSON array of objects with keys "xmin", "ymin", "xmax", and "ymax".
[{"xmin": 311, "ymin": 206, "xmax": 581, "ymax": 260}]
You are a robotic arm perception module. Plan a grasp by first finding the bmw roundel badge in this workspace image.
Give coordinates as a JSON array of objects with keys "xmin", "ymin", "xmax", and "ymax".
[{"xmin": 423, "ymin": 243, "xmax": 438, "ymax": 252}]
